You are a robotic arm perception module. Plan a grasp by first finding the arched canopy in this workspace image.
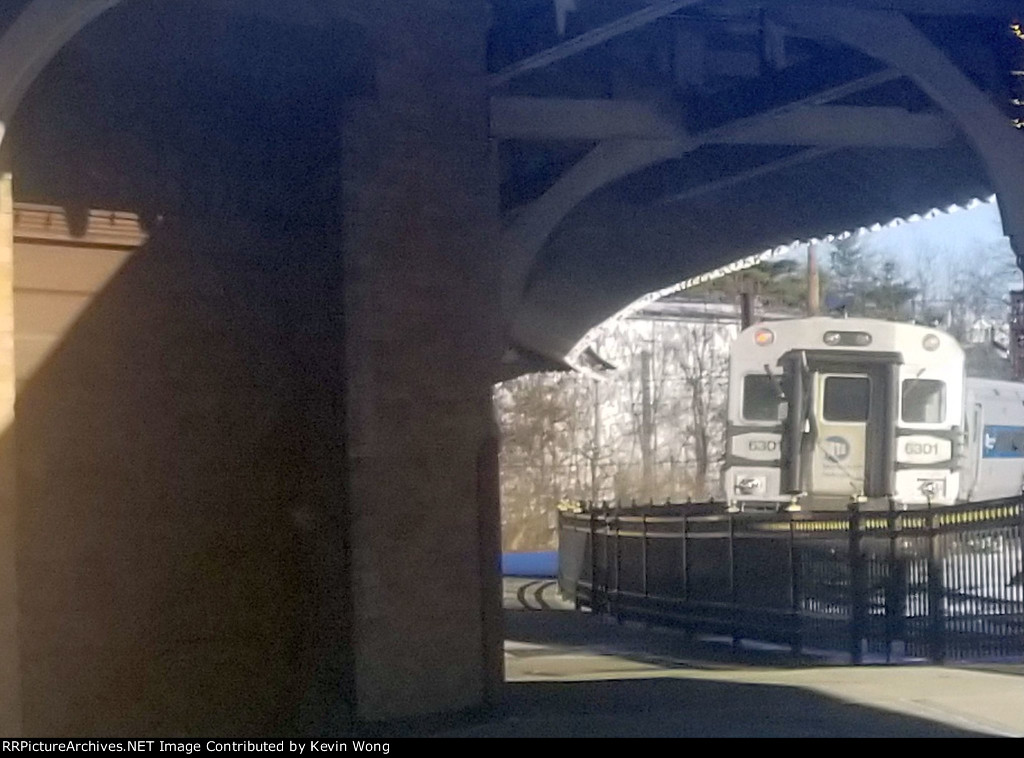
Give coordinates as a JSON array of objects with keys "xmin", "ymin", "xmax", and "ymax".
[{"xmin": 490, "ymin": 1, "xmax": 1024, "ymax": 368}]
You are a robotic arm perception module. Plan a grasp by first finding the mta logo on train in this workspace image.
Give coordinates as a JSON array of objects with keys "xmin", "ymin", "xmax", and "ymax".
[{"xmin": 824, "ymin": 436, "xmax": 850, "ymax": 462}]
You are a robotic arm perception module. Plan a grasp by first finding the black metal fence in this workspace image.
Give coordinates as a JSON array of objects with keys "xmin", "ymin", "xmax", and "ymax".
[{"xmin": 558, "ymin": 498, "xmax": 1024, "ymax": 662}]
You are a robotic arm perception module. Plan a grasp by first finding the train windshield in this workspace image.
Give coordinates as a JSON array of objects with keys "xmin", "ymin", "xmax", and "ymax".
[
  {"xmin": 822, "ymin": 376, "xmax": 870, "ymax": 422},
  {"xmin": 902, "ymin": 379, "xmax": 945, "ymax": 423},
  {"xmin": 742, "ymin": 375, "xmax": 785, "ymax": 421}
]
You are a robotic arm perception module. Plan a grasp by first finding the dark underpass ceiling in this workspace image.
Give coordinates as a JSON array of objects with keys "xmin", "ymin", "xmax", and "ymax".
[
  {"xmin": 490, "ymin": 1, "xmax": 1024, "ymax": 366},
  {"xmin": 2, "ymin": 1, "xmax": 1022, "ymax": 371},
  {"xmin": 2, "ymin": 0, "xmax": 372, "ymax": 233}
]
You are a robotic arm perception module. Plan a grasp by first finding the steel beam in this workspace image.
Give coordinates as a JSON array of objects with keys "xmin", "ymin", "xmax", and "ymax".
[
  {"xmin": 492, "ymin": 96, "xmax": 954, "ymax": 148},
  {"xmin": 491, "ymin": 97, "xmax": 681, "ymax": 141},
  {"xmin": 715, "ymin": 106, "xmax": 954, "ymax": 148},
  {"xmin": 487, "ymin": 0, "xmax": 1016, "ymax": 88},
  {"xmin": 657, "ymin": 146, "xmax": 839, "ymax": 206},
  {"xmin": 760, "ymin": 1, "xmax": 1023, "ymax": 16},
  {"xmin": 773, "ymin": 5, "xmax": 1024, "ymax": 264},
  {"xmin": 489, "ymin": 0, "xmax": 707, "ymax": 87},
  {"xmin": 499, "ymin": 68, "xmax": 906, "ymax": 322}
]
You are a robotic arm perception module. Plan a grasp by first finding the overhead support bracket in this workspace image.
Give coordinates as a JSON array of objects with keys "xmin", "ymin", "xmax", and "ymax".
[
  {"xmin": 488, "ymin": 0, "xmax": 707, "ymax": 87},
  {"xmin": 771, "ymin": 5, "xmax": 1024, "ymax": 264},
  {"xmin": 492, "ymin": 97, "xmax": 954, "ymax": 148},
  {"xmin": 500, "ymin": 67, "xmax": 909, "ymax": 326},
  {"xmin": 657, "ymin": 146, "xmax": 839, "ymax": 206},
  {"xmin": 491, "ymin": 97, "xmax": 681, "ymax": 141}
]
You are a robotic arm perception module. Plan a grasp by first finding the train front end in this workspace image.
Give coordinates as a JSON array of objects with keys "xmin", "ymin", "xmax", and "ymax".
[{"xmin": 723, "ymin": 317, "xmax": 964, "ymax": 511}]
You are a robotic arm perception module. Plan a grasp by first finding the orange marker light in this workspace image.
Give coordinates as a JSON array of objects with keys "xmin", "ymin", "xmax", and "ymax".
[{"xmin": 754, "ymin": 328, "xmax": 774, "ymax": 346}]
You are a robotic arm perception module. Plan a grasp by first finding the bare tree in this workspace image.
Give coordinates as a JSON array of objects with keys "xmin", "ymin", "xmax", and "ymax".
[{"xmin": 496, "ymin": 299, "xmax": 739, "ymax": 548}]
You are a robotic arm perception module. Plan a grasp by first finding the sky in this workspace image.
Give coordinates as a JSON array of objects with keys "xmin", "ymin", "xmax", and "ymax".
[
  {"xmin": 788, "ymin": 197, "xmax": 1022, "ymax": 299},
  {"xmin": 858, "ymin": 198, "xmax": 1009, "ymax": 265},
  {"xmin": 572, "ymin": 198, "xmax": 1023, "ymax": 366}
]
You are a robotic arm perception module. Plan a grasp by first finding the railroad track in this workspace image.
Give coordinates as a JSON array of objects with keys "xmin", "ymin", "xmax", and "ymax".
[{"xmin": 503, "ymin": 578, "xmax": 573, "ymax": 611}]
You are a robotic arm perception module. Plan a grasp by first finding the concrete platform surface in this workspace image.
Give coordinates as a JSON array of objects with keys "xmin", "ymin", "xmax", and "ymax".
[{"xmin": 409, "ymin": 579, "xmax": 1024, "ymax": 737}]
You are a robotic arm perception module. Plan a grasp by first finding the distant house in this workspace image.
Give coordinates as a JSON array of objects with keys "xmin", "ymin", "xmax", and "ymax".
[{"xmin": 963, "ymin": 318, "xmax": 1013, "ymax": 380}]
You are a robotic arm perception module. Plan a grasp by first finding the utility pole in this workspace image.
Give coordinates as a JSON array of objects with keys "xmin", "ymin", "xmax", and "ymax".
[
  {"xmin": 807, "ymin": 242, "xmax": 821, "ymax": 316},
  {"xmin": 590, "ymin": 377, "xmax": 601, "ymax": 502},
  {"xmin": 640, "ymin": 350, "xmax": 654, "ymax": 500},
  {"xmin": 739, "ymin": 291, "xmax": 754, "ymax": 329},
  {"xmin": 1011, "ymin": 289, "xmax": 1024, "ymax": 381}
]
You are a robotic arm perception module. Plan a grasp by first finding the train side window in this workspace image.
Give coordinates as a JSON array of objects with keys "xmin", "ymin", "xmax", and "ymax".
[
  {"xmin": 742, "ymin": 375, "xmax": 784, "ymax": 421},
  {"xmin": 902, "ymin": 379, "xmax": 945, "ymax": 424},
  {"xmin": 822, "ymin": 376, "xmax": 870, "ymax": 422}
]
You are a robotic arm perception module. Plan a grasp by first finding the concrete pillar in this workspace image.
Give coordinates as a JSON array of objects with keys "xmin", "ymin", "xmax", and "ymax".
[
  {"xmin": 0, "ymin": 170, "xmax": 21, "ymax": 737},
  {"xmin": 1, "ymin": 0, "xmax": 503, "ymax": 733},
  {"xmin": 342, "ymin": 1, "xmax": 503, "ymax": 721}
]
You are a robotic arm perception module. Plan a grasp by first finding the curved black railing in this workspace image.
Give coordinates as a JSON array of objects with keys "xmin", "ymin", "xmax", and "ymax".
[{"xmin": 558, "ymin": 498, "xmax": 1024, "ymax": 662}]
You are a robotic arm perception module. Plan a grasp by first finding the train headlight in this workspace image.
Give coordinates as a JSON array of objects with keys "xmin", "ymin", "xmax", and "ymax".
[
  {"xmin": 918, "ymin": 479, "xmax": 945, "ymax": 498},
  {"xmin": 922, "ymin": 334, "xmax": 941, "ymax": 351},
  {"xmin": 735, "ymin": 476, "xmax": 765, "ymax": 495},
  {"xmin": 754, "ymin": 328, "xmax": 774, "ymax": 346},
  {"xmin": 823, "ymin": 330, "xmax": 872, "ymax": 346}
]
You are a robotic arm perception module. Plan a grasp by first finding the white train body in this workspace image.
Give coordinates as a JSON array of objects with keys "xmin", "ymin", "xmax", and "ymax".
[{"xmin": 722, "ymin": 316, "xmax": 1024, "ymax": 510}]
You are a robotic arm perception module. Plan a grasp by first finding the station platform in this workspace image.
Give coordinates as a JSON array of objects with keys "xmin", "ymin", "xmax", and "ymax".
[{"xmin": 408, "ymin": 579, "xmax": 1024, "ymax": 737}]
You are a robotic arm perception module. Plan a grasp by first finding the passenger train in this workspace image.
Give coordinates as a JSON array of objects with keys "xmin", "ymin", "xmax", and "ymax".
[{"xmin": 722, "ymin": 317, "xmax": 1024, "ymax": 511}]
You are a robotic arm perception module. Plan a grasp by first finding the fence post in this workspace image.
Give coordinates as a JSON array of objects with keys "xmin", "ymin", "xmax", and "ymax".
[
  {"xmin": 680, "ymin": 512, "xmax": 690, "ymax": 641},
  {"xmin": 602, "ymin": 499, "xmax": 610, "ymax": 614},
  {"xmin": 681, "ymin": 513, "xmax": 689, "ymax": 604},
  {"xmin": 849, "ymin": 502, "xmax": 866, "ymax": 665},
  {"xmin": 641, "ymin": 513, "xmax": 648, "ymax": 599},
  {"xmin": 729, "ymin": 512, "xmax": 739, "ymax": 649},
  {"xmin": 885, "ymin": 497, "xmax": 902, "ymax": 663},
  {"xmin": 557, "ymin": 508, "xmax": 565, "ymax": 598},
  {"xmin": 593, "ymin": 503, "xmax": 598, "ymax": 614},
  {"xmin": 613, "ymin": 500, "xmax": 622, "ymax": 623},
  {"xmin": 926, "ymin": 502, "xmax": 946, "ymax": 663},
  {"xmin": 587, "ymin": 504, "xmax": 597, "ymax": 612},
  {"xmin": 789, "ymin": 512, "xmax": 802, "ymax": 655}
]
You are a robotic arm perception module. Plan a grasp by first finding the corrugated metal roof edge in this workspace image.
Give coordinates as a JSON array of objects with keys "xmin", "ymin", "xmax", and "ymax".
[{"xmin": 565, "ymin": 194, "xmax": 1000, "ymax": 371}]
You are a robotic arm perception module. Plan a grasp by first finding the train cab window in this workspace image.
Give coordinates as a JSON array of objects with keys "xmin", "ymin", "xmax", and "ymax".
[
  {"xmin": 902, "ymin": 379, "xmax": 945, "ymax": 423},
  {"xmin": 822, "ymin": 376, "xmax": 870, "ymax": 422},
  {"xmin": 742, "ymin": 375, "xmax": 784, "ymax": 421}
]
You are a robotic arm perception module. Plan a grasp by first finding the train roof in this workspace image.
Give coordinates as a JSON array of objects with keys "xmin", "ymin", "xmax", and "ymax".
[
  {"xmin": 732, "ymin": 316, "xmax": 964, "ymax": 365},
  {"xmin": 741, "ymin": 316, "xmax": 948, "ymax": 337}
]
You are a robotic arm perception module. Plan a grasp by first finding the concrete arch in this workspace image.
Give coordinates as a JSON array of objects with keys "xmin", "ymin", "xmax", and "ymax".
[
  {"xmin": 0, "ymin": 1, "xmax": 123, "ymax": 130},
  {"xmin": 503, "ymin": 7, "xmax": 1024, "ymax": 359},
  {"xmin": 500, "ymin": 137, "xmax": 686, "ymax": 319},
  {"xmin": 0, "ymin": 0, "xmax": 104, "ymax": 736}
]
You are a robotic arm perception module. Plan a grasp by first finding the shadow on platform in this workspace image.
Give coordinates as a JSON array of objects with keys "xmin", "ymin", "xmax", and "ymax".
[
  {"xmin": 462, "ymin": 676, "xmax": 985, "ymax": 737},
  {"xmin": 358, "ymin": 609, "xmax": 1018, "ymax": 737}
]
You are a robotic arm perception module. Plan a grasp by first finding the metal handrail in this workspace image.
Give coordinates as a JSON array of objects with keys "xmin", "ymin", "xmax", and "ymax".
[{"xmin": 558, "ymin": 497, "xmax": 1024, "ymax": 663}]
